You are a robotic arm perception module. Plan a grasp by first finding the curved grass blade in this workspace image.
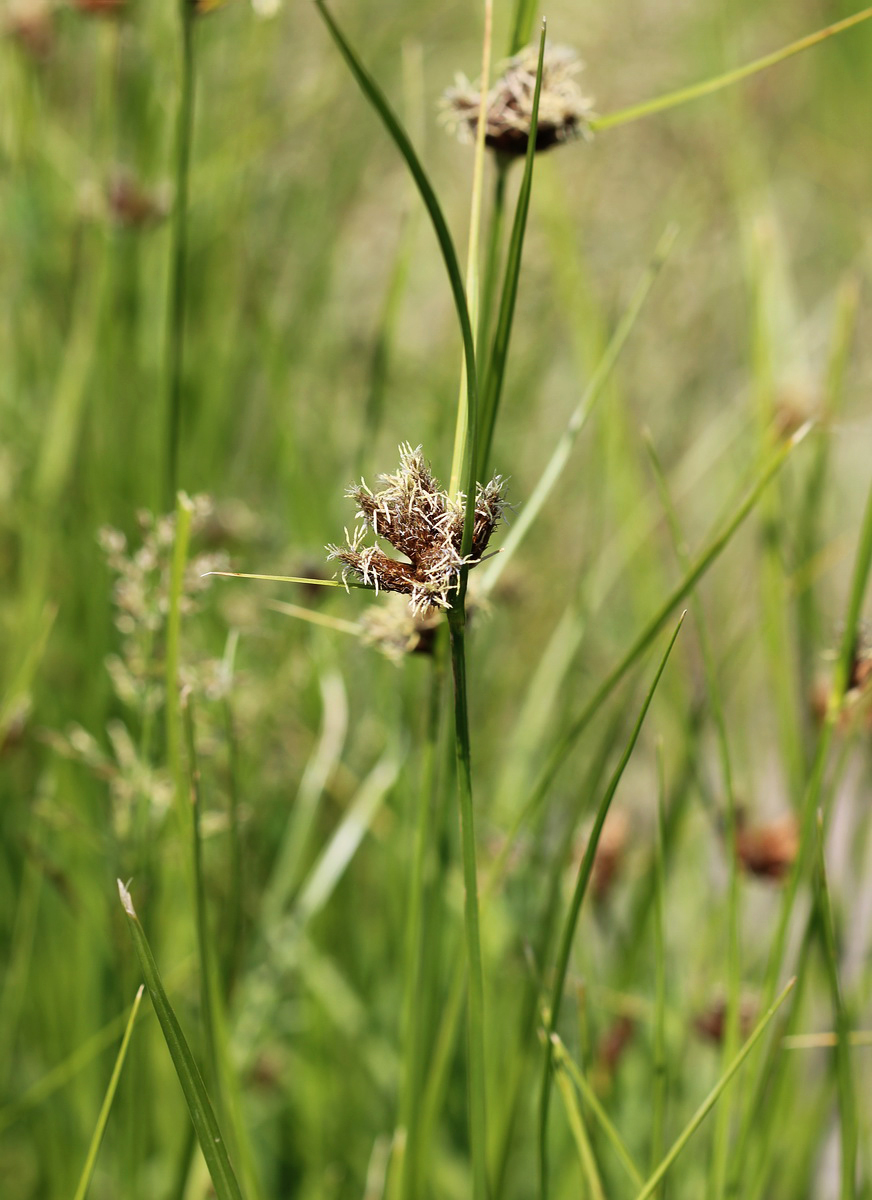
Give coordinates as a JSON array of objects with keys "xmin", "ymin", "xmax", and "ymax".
[
  {"xmin": 477, "ymin": 23, "xmax": 546, "ymax": 481},
  {"xmin": 507, "ymin": 424, "xmax": 809, "ymax": 865},
  {"xmin": 534, "ymin": 423, "xmax": 809, "ymax": 806},
  {"xmin": 72, "ymin": 986, "xmax": 144, "ymax": 1200},
  {"xmin": 480, "ymin": 224, "xmax": 677, "ymax": 597},
  {"xmin": 312, "ymin": 0, "xmax": 479, "ymax": 542},
  {"xmin": 117, "ymin": 882, "xmax": 244, "ymax": 1200},
  {"xmin": 591, "ymin": 8, "xmax": 872, "ymax": 133},
  {"xmin": 538, "ymin": 612, "xmax": 685, "ymax": 1199},
  {"xmin": 632, "ymin": 978, "xmax": 796, "ymax": 1200}
]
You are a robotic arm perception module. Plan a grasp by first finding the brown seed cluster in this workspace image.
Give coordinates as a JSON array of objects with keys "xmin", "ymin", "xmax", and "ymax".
[
  {"xmin": 442, "ymin": 43, "xmax": 593, "ymax": 157},
  {"xmin": 328, "ymin": 444, "xmax": 505, "ymax": 616}
]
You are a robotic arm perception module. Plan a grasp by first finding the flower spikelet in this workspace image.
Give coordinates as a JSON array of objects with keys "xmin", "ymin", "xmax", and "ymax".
[
  {"xmin": 441, "ymin": 42, "xmax": 594, "ymax": 157},
  {"xmin": 327, "ymin": 444, "xmax": 506, "ymax": 615}
]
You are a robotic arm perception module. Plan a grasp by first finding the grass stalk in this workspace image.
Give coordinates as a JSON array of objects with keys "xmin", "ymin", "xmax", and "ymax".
[
  {"xmin": 481, "ymin": 224, "xmax": 677, "ymax": 598},
  {"xmin": 166, "ymin": 493, "xmax": 194, "ymax": 827},
  {"xmin": 312, "ymin": 0, "xmax": 479, "ymax": 531},
  {"xmin": 590, "ymin": 8, "xmax": 872, "ymax": 133},
  {"xmin": 650, "ymin": 743, "xmax": 667, "ymax": 1188},
  {"xmin": 182, "ymin": 696, "xmax": 221, "ymax": 1102},
  {"xmin": 449, "ymin": 0, "xmax": 492, "ymax": 496},
  {"xmin": 522, "ymin": 424, "xmax": 807, "ymax": 832},
  {"xmin": 164, "ymin": 0, "xmax": 196, "ymax": 510},
  {"xmin": 446, "ymin": 601, "xmax": 489, "ymax": 1200},
  {"xmin": 538, "ymin": 613, "xmax": 685, "ymax": 1199},
  {"xmin": 398, "ymin": 643, "xmax": 446, "ymax": 1200},
  {"xmin": 476, "ymin": 25, "xmax": 545, "ymax": 481},
  {"xmin": 644, "ymin": 434, "xmax": 741, "ymax": 1198},
  {"xmin": 72, "ymin": 987, "xmax": 144, "ymax": 1200},
  {"xmin": 815, "ymin": 814, "xmax": 857, "ymax": 1200},
  {"xmin": 730, "ymin": 471, "xmax": 872, "ymax": 1192}
]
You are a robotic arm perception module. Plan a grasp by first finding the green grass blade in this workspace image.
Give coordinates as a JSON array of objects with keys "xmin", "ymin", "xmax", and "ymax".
[
  {"xmin": 481, "ymin": 224, "xmax": 677, "ymax": 598},
  {"xmin": 446, "ymin": 602, "xmax": 489, "ymax": 1200},
  {"xmin": 312, "ymin": 0, "xmax": 478, "ymax": 510},
  {"xmin": 449, "ymin": 0, "xmax": 493, "ymax": 496},
  {"xmin": 117, "ymin": 882, "xmax": 244, "ymax": 1200},
  {"xmin": 72, "ymin": 986, "xmax": 144, "ymax": 1200},
  {"xmin": 183, "ymin": 697, "xmax": 221, "ymax": 1101},
  {"xmin": 166, "ymin": 492, "xmax": 194, "ymax": 829},
  {"xmin": 633, "ymin": 978, "xmax": 796, "ymax": 1200},
  {"xmin": 164, "ymin": 2, "xmax": 196, "ymax": 509},
  {"xmin": 477, "ymin": 23, "xmax": 546, "ymax": 481},
  {"xmin": 650, "ymin": 743, "xmax": 667, "ymax": 1186},
  {"xmin": 508, "ymin": 0, "xmax": 539, "ymax": 54},
  {"xmin": 815, "ymin": 814, "xmax": 857, "ymax": 1200},
  {"xmin": 795, "ymin": 275, "xmax": 859, "ymax": 701},
  {"xmin": 643, "ymin": 433, "xmax": 741, "ymax": 1197},
  {"xmin": 521, "ymin": 423, "xmax": 808, "ymax": 839},
  {"xmin": 538, "ymin": 612, "xmax": 685, "ymax": 1199},
  {"xmin": 591, "ymin": 8, "xmax": 872, "ymax": 133},
  {"xmin": 553, "ymin": 1052, "xmax": 606, "ymax": 1200},
  {"xmin": 551, "ymin": 1034, "xmax": 644, "ymax": 1190}
]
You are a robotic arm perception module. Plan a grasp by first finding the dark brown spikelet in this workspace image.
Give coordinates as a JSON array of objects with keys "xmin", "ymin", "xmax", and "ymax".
[{"xmin": 328, "ymin": 444, "xmax": 506, "ymax": 615}]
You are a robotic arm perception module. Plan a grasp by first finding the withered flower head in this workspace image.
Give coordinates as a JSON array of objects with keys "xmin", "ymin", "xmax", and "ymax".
[
  {"xmin": 5, "ymin": 4, "xmax": 53, "ymax": 59},
  {"xmin": 441, "ymin": 42, "xmax": 593, "ymax": 157},
  {"xmin": 327, "ymin": 444, "xmax": 506, "ymax": 616},
  {"xmin": 359, "ymin": 596, "xmax": 443, "ymax": 662}
]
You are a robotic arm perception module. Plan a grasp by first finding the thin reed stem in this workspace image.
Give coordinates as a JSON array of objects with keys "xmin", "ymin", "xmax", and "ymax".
[
  {"xmin": 164, "ymin": 0, "xmax": 196, "ymax": 510},
  {"xmin": 447, "ymin": 599, "xmax": 488, "ymax": 1200},
  {"xmin": 398, "ymin": 641, "xmax": 446, "ymax": 1200}
]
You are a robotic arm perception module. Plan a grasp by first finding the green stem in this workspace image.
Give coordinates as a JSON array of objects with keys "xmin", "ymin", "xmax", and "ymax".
[
  {"xmin": 72, "ymin": 987, "xmax": 144, "ymax": 1200},
  {"xmin": 398, "ymin": 642, "xmax": 446, "ymax": 1200},
  {"xmin": 815, "ymin": 815, "xmax": 857, "ymax": 1200},
  {"xmin": 447, "ymin": 601, "xmax": 488, "ymax": 1200},
  {"xmin": 590, "ymin": 7, "xmax": 872, "ymax": 133},
  {"xmin": 166, "ymin": 493, "xmax": 194, "ymax": 826},
  {"xmin": 164, "ymin": 0, "xmax": 196, "ymax": 511}
]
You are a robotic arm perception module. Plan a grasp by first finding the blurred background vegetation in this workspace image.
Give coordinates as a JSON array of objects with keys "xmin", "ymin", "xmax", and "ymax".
[{"xmin": 1, "ymin": 0, "xmax": 871, "ymax": 1196}]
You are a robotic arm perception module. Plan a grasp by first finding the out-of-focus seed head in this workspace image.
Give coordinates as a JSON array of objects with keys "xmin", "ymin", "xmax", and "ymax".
[{"xmin": 441, "ymin": 42, "xmax": 594, "ymax": 158}]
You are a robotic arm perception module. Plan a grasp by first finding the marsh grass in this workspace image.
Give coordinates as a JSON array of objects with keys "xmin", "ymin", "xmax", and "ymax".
[{"xmin": 2, "ymin": 1, "xmax": 872, "ymax": 1198}]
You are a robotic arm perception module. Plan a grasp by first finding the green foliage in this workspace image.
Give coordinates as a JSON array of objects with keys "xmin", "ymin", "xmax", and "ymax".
[{"xmin": 2, "ymin": 1, "xmax": 872, "ymax": 1198}]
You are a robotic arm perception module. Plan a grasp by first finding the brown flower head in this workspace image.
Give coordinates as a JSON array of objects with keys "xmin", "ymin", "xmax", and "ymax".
[
  {"xmin": 441, "ymin": 42, "xmax": 593, "ymax": 157},
  {"xmin": 327, "ymin": 444, "xmax": 506, "ymax": 616},
  {"xmin": 735, "ymin": 813, "xmax": 799, "ymax": 882},
  {"xmin": 5, "ymin": 4, "xmax": 53, "ymax": 59}
]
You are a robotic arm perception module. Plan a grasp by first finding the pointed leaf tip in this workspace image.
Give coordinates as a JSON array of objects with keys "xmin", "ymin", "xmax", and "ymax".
[{"xmin": 117, "ymin": 879, "xmax": 137, "ymax": 918}]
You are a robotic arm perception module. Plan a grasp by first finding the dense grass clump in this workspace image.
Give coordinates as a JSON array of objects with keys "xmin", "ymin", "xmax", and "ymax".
[{"xmin": 2, "ymin": 1, "xmax": 872, "ymax": 1198}]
